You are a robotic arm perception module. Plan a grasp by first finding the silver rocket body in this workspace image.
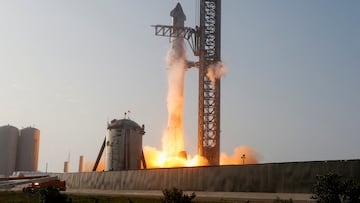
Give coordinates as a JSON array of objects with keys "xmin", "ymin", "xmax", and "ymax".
[{"xmin": 170, "ymin": 3, "xmax": 186, "ymax": 58}]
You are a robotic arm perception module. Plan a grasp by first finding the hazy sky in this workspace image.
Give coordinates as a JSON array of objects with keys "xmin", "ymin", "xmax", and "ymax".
[{"xmin": 1, "ymin": 1, "xmax": 359, "ymax": 172}]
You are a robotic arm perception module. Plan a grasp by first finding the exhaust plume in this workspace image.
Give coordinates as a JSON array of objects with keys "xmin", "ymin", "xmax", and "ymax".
[
  {"xmin": 142, "ymin": 3, "xmax": 211, "ymax": 168},
  {"xmin": 162, "ymin": 41, "xmax": 186, "ymax": 157},
  {"xmin": 206, "ymin": 61, "xmax": 227, "ymax": 87}
]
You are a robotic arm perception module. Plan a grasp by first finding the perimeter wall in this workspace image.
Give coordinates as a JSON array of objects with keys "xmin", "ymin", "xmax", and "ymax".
[{"xmin": 58, "ymin": 160, "xmax": 360, "ymax": 193}]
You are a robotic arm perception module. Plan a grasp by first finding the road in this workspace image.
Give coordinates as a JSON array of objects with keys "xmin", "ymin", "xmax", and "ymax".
[{"xmin": 64, "ymin": 189, "xmax": 316, "ymax": 203}]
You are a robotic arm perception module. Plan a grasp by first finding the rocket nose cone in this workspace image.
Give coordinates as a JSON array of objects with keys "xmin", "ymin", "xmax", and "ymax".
[{"xmin": 170, "ymin": 3, "xmax": 186, "ymax": 21}]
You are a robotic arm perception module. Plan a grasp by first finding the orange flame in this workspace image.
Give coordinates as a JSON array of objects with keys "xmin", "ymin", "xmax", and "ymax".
[
  {"xmin": 143, "ymin": 146, "xmax": 208, "ymax": 168},
  {"xmin": 143, "ymin": 145, "xmax": 259, "ymax": 168}
]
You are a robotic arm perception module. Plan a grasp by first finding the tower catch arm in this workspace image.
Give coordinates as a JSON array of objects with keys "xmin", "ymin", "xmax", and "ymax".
[{"xmin": 152, "ymin": 25, "xmax": 200, "ymax": 56}]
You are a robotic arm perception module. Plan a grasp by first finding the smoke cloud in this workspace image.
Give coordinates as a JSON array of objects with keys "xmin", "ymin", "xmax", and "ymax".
[
  {"xmin": 206, "ymin": 61, "xmax": 227, "ymax": 87},
  {"xmin": 220, "ymin": 146, "xmax": 259, "ymax": 165}
]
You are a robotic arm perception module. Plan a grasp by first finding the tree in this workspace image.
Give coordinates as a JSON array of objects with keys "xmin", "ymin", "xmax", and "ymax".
[
  {"xmin": 312, "ymin": 172, "xmax": 360, "ymax": 203},
  {"xmin": 38, "ymin": 185, "xmax": 69, "ymax": 203},
  {"xmin": 343, "ymin": 179, "xmax": 360, "ymax": 203}
]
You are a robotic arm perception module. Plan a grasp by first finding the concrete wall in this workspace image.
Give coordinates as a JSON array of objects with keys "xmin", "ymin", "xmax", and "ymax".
[{"xmin": 58, "ymin": 160, "xmax": 360, "ymax": 193}]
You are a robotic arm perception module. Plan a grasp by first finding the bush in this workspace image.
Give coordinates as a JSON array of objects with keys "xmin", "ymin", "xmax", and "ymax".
[
  {"xmin": 312, "ymin": 172, "xmax": 360, "ymax": 203},
  {"xmin": 161, "ymin": 187, "xmax": 196, "ymax": 203},
  {"xmin": 39, "ymin": 185, "xmax": 70, "ymax": 203},
  {"xmin": 343, "ymin": 179, "xmax": 360, "ymax": 203}
]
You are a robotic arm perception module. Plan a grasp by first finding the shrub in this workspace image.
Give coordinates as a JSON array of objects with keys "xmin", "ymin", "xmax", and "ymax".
[
  {"xmin": 312, "ymin": 172, "xmax": 360, "ymax": 203},
  {"xmin": 312, "ymin": 172, "xmax": 343, "ymax": 203},
  {"xmin": 39, "ymin": 185, "xmax": 69, "ymax": 203},
  {"xmin": 161, "ymin": 187, "xmax": 196, "ymax": 203},
  {"xmin": 343, "ymin": 179, "xmax": 360, "ymax": 203}
]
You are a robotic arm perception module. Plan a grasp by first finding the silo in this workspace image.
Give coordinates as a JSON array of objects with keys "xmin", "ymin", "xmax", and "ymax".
[
  {"xmin": 0, "ymin": 125, "xmax": 19, "ymax": 177},
  {"xmin": 64, "ymin": 161, "xmax": 69, "ymax": 173},
  {"xmin": 78, "ymin": 155, "xmax": 85, "ymax": 172},
  {"xmin": 105, "ymin": 119, "xmax": 145, "ymax": 171},
  {"xmin": 15, "ymin": 127, "xmax": 40, "ymax": 171}
]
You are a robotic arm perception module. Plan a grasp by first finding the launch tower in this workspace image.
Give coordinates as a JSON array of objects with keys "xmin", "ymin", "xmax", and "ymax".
[{"xmin": 153, "ymin": 0, "xmax": 221, "ymax": 165}]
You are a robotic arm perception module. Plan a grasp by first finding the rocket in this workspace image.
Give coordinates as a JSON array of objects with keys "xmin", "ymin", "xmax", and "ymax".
[
  {"xmin": 170, "ymin": 3, "xmax": 186, "ymax": 54},
  {"xmin": 170, "ymin": 3, "xmax": 186, "ymax": 28},
  {"xmin": 165, "ymin": 3, "xmax": 187, "ymax": 158}
]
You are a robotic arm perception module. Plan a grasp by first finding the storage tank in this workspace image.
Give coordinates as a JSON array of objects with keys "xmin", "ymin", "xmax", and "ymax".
[
  {"xmin": 0, "ymin": 125, "xmax": 19, "ymax": 177},
  {"xmin": 64, "ymin": 161, "xmax": 69, "ymax": 173},
  {"xmin": 105, "ymin": 119, "xmax": 145, "ymax": 171},
  {"xmin": 15, "ymin": 127, "xmax": 40, "ymax": 171},
  {"xmin": 78, "ymin": 155, "xmax": 85, "ymax": 172}
]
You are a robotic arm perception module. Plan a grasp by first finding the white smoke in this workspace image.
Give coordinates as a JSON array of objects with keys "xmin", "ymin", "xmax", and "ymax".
[
  {"xmin": 206, "ymin": 61, "xmax": 227, "ymax": 87},
  {"xmin": 162, "ymin": 36, "xmax": 187, "ymax": 157}
]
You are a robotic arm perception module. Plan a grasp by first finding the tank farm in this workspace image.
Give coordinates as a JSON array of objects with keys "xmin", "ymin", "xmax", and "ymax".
[{"xmin": 0, "ymin": 125, "xmax": 40, "ymax": 177}]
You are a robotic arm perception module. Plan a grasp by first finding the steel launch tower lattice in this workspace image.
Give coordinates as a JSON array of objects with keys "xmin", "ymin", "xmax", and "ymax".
[{"xmin": 153, "ymin": 0, "xmax": 221, "ymax": 165}]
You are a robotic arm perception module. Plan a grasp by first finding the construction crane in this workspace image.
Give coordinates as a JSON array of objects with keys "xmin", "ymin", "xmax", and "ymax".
[{"xmin": 153, "ymin": 0, "xmax": 221, "ymax": 165}]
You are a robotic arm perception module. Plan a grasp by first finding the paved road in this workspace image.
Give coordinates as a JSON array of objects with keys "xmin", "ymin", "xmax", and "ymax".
[{"xmin": 65, "ymin": 189, "xmax": 316, "ymax": 203}]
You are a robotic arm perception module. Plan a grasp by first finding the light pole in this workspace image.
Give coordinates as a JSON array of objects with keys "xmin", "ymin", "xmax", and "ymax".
[{"xmin": 241, "ymin": 154, "xmax": 246, "ymax": 165}]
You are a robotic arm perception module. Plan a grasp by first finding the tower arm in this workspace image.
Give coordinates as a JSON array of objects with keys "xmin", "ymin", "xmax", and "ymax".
[{"xmin": 152, "ymin": 25, "xmax": 200, "ymax": 56}]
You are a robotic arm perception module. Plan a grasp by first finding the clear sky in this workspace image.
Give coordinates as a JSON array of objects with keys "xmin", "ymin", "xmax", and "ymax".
[{"xmin": 1, "ymin": 0, "xmax": 359, "ymax": 172}]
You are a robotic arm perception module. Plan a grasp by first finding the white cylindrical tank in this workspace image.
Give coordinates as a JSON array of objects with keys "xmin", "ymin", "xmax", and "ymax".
[
  {"xmin": 15, "ymin": 127, "xmax": 40, "ymax": 171},
  {"xmin": 105, "ymin": 119, "xmax": 145, "ymax": 171},
  {"xmin": 0, "ymin": 125, "xmax": 19, "ymax": 177},
  {"xmin": 78, "ymin": 155, "xmax": 85, "ymax": 172}
]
